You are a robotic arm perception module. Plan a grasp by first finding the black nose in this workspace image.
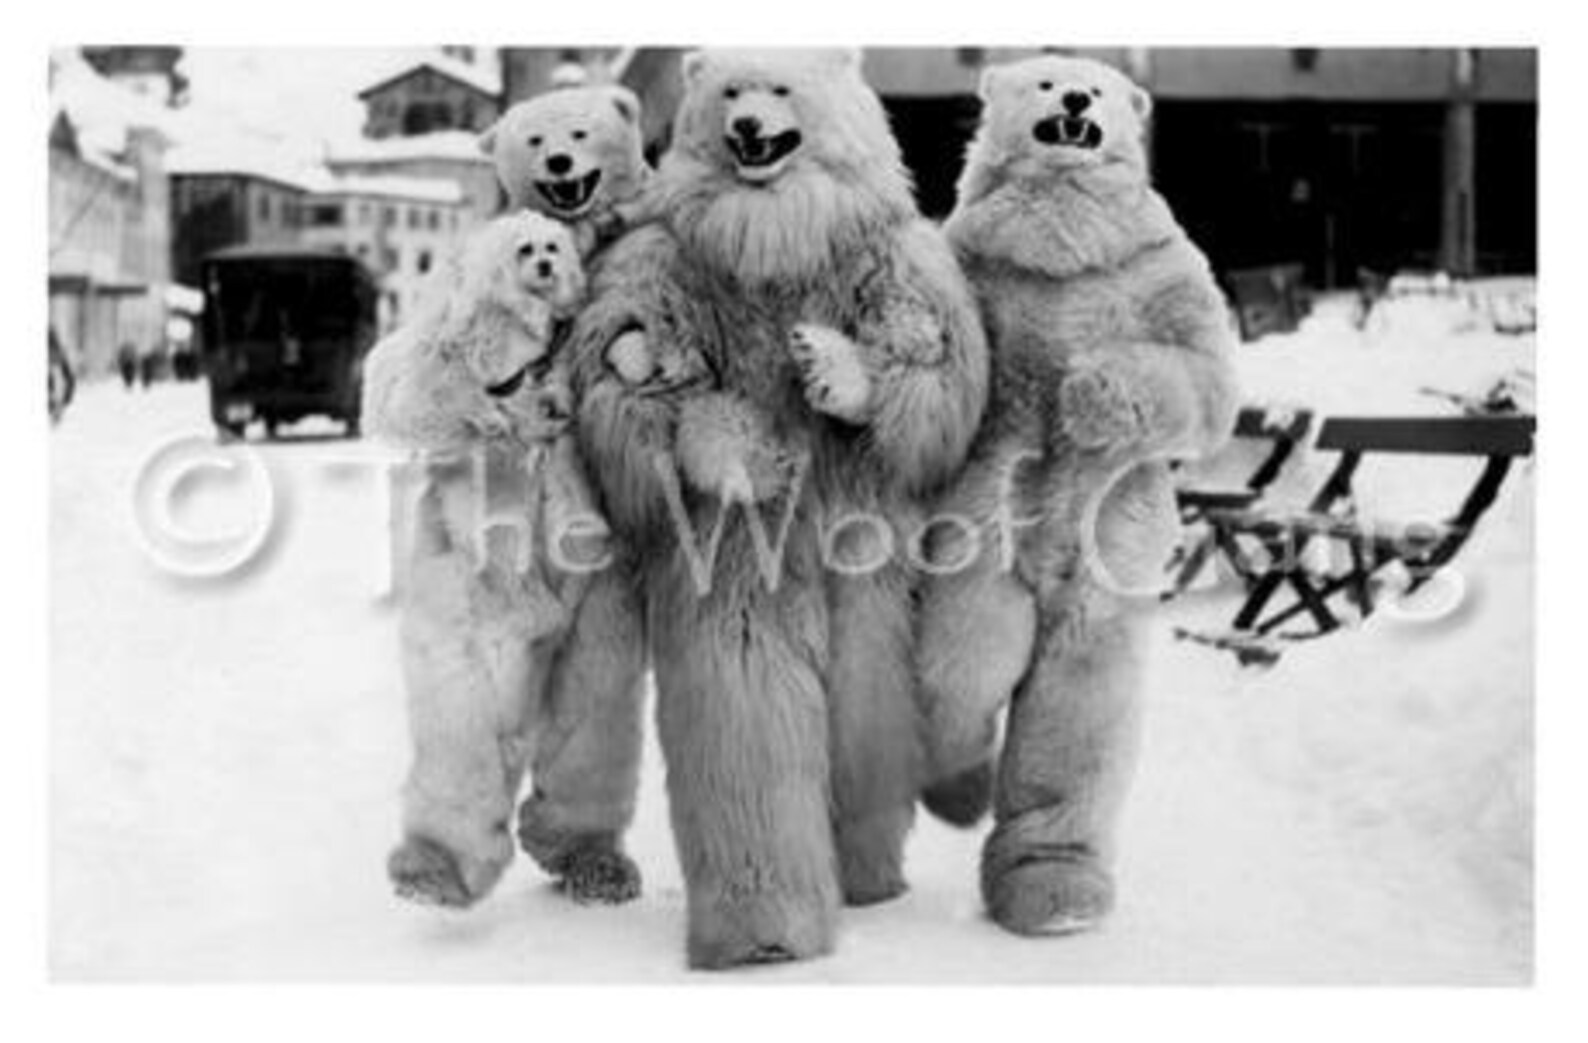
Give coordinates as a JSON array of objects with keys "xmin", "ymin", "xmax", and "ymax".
[
  {"xmin": 536, "ymin": 259, "xmax": 553, "ymax": 278},
  {"xmin": 545, "ymin": 153, "xmax": 573, "ymax": 176},
  {"xmin": 731, "ymin": 115, "xmax": 762, "ymax": 139},
  {"xmin": 1062, "ymin": 91, "xmax": 1091, "ymax": 116}
]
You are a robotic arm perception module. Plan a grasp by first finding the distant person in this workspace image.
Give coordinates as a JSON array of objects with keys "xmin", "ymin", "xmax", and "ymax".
[
  {"xmin": 116, "ymin": 341, "xmax": 138, "ymax": 389},
  {"xmin": 137, "ymin": 342, "xmax": 165, "ymax": 389},
  {"xmin": 49, "ymin": 329, "xmax": 75, "ymax": 425}
]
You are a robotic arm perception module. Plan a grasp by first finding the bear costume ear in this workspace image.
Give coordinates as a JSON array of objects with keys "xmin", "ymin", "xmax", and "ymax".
[
  {"xmin": 1130, "ymin": 84, "xmax": 1154, "ymax": 121},
  {"xmin": 478, "ymin": 116, "xmax": 502, "ymax": 156},
  {"xmin": 606, "ymin": 85, "xmax": 641, "ymax": 124},
  {"xmin": 977, "ymin": 63, "xmax": 1010, "ymax": 102},
  {"xmin": 824, "ymin": 48, "xmax": 863, "ymax": 73},
  {"xmin": 681, "ymin": 50, "xmax": 709, "ymax": 88}
]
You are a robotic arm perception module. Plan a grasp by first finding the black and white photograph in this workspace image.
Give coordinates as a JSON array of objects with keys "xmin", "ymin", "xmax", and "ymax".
[{"xmin": 22, "ymin": 4, "xmax": 1576, "ymax": 1015}]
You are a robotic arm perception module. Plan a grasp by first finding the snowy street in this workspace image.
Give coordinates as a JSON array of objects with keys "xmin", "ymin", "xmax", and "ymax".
[{"xmin": 49, "ymin": 292, "xmax": 1534, "ymax": 982}]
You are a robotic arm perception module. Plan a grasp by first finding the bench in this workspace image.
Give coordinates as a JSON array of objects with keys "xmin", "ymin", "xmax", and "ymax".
[
  {"xmin": 1167, "ymin": 406, "xmax": 1315, "ymax": 598},
  {"xmin": 1174, "ymin": 413, "xmax": 1535, "ymax": 665}
]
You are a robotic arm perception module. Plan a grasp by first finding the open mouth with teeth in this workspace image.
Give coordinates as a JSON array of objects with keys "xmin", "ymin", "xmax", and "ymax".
[
  {"xmin": 1033, "ymin": 116, "xmax": 1104, "ymax": 150},
  {"xmin": 726, "ymin": 129, "xmax": 803, "ymax": 176},
  {"xmin": 534, "ymin": 169, "xmax": 602, "ymax": 214}
]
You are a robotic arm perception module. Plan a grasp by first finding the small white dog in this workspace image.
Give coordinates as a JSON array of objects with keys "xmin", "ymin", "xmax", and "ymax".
[{"xmin": 362, "ymin": 212, "xmax": 647, "ymax": 909}]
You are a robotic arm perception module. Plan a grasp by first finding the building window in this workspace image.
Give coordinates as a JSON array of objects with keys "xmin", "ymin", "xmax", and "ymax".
[
  {"xmin": 309, "ymin": 203, "xmax": 344, "ymax": 227},
  {"xmin": 408, "ymin": 206, "xmax": 421, "ymax": 230},
  {"xmin": 257, "ymin": 192, "xmax": 271, "ymax": 224},
  {"xmin": 428, "ymin": 209, "xmax": 440, "ymax": 231},
  {"xmin": 417, "ymin": 250, "xmax": 432, "ymax": 274},
  {"xmin": 381, "ymin": 246, "xmax": 398, "ymax": 271}
]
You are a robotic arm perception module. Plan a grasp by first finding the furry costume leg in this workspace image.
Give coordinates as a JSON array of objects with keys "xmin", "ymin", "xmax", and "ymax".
[
  {"xmin": 518, "ymin": 564, "xmax": 647, "ymax": 904},
  {"xmin": 980, "ymin": 609, "xmax": 1146, "ymax": 935},
  {"xmin": 826, "ymin": 564, "xmax": 919, "ymax": 905},
  {"xmin": 651, "ymin": 545, "xmax": 841, "ymax": 970},
  {"xmin": 389, "ymin": 497, "xmax": 536, "ymax": 907},
  {"xmin": 915, "ymin": 519, "xmax": 1038, "ymax": 826}
]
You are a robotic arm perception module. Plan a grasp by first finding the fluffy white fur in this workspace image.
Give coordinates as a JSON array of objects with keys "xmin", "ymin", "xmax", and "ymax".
[
  {"xmin": 566, "ymin": 48, "xmax": 989, "ymax": 969},
  {"xmin": 916, "ymin": 56, "xmax": 1240, "ymax": 936},
  {"xmin": 362, "ymin": 212, "xmax": 647, "ymax": 909}
]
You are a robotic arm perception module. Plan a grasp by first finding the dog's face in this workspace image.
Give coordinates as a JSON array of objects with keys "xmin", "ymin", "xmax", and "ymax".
[
  {"xmin": 503, "ymin": 212, "xmax": 584, "ymax": 314},
  {"xmin": 481, "ymin": 86, "xmax": 646, "ymax": 220},
  {"xmin": 454, "ymin": 212, "xmax": 584, "ymax": 417},
  {"xmin": 977, "ymin": 56, "xmax": 1151, "ymax": 173}
]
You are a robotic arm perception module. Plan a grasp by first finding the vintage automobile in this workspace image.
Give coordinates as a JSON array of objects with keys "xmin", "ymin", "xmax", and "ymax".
[{"xmin": 200, "ymin": 246, "xmax": 378, "ymax": 441}]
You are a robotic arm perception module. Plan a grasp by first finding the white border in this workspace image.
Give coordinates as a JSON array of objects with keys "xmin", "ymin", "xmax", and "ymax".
[{"xmin": 9, "ymin": 3, "xmax": 1584, "ymax": 1040}]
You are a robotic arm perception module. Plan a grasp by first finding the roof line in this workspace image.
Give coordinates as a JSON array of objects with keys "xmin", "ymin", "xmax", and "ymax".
[{"xmin": 356, "ymin": 61, "xmax": 500, "ymax": 101}]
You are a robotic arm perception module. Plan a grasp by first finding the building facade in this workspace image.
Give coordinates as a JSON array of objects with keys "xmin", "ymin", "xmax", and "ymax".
[
  {"xmin": 167, "ymin": 171, "xmax": 308, "ymax": 287},
  {"xmin": 48, "ymin": 56, "xmax": 174, "ymax": 377},
  {"xmin": 616, "ymin": 47, "xmax": 1538, "ymax": 286},
  {"xmin": 325, "ymin": 135, "xmax": 500, "ymax": 224},
  {"xmin": 298, "ymin": 178, "xmax": 468, "ymax": 329},
  {"xmin": 358, "ymin": 57, "xmax": 501, "ymax": 139}
]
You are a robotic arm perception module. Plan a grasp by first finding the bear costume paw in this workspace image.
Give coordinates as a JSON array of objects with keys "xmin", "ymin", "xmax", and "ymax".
[
  {"xmin": 1058, "ymin": 359, "xmax": 1152, "ymax": 451},
  {"xmin": 388, "ymin": 834, "xmax": 504, "ymax": 910},
  {"xmin": 605, "ymin": 328, "xmax": 656, "ymax": 386},
  {"xmin": 557, "ymin": 845, "xmax": 643, "ymax": 905},
  {"xmin": 982, "ymin": 853, "xmax": 1116, "ymax": 937},
  {"xmin": 686, "ymin": 893, "xmax": 835, "ymax": 971},
  {"xmin": 789, "ymin": 323, "xmax": 871, "ymax": 424}
]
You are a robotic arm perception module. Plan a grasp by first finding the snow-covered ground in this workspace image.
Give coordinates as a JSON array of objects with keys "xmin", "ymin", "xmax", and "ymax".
[{"xmin": 48, "ymin": 290, "xmax": 1534, "ymax": 982}]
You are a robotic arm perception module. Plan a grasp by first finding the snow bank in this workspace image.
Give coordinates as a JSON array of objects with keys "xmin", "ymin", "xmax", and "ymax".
[{"xmin": 48, "ymin": 282, "xmax": 1533, "ymax": 981}]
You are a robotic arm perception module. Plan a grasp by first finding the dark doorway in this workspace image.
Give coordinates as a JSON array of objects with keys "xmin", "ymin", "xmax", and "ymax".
[
  {"xmin": 1475, "ymin": 102, "xmax": 1538, "ymax": 274},
  {"xmin": 1153, "ymin": 101, "xmax": 1446, "ymax": 288}
]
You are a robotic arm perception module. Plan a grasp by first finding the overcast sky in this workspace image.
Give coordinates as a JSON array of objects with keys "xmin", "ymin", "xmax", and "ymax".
[{"xmin": 177, "ymin": 48, "xmax": 433, "ymax": 153}]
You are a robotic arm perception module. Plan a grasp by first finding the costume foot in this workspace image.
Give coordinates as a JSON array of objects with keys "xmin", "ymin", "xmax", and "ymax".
[
  {"xmin": 388, "ymin": 836, "xmax": 478, "ymax": 909},
  {"xmin": 922, "ymin": 761, "xmax": 994, "ymax": 827},
  {"xmin": 557, "ymin": 844, "xmax": 642, "ymax": 905},
  {"xmin": 687, "ymin": 894, "xmax": 836, "ymax": 971},
  {"xmin": 983, "ymin": 854, "xmax": 1115, "ymax": 937}
]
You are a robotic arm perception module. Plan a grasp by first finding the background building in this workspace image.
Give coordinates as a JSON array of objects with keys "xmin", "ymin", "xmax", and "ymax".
[
  {"xmin": 298, "ymin": 176, "xmax": 467, "ymax": 327},
  {"xmin": 167, "ymin": 167, "xmax": 308, "ymax": 287},
  {"xmin": 614, "ymin": 47, "xmax": 1539, "ymax": 287},
  {"xmin": 48, "ymin": 52, "xmax": 175, "ymax": 377},
  {"xmin": 357, "ymin": 54, "xmax": 501, "ymax": 139},
  {"xmin": 325, "ymin": 133, "xmax": 499, "ymax": 225}
]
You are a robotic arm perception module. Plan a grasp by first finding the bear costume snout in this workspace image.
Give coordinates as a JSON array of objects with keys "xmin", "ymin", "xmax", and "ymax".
[
  {"xmin": 1032, "ymin": 113, "xmax": 1104, "ymax": 150},
  {"xmin": 535, "ymin": 167, "xmax": 603, "ymax": 215},
  {"xmin": 726, "ymin": 127, "xmax": 803, "ymax": 169}
]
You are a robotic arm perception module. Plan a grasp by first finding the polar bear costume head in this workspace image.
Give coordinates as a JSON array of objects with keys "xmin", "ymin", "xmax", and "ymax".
[
  {"xmin": 481, "ymin": 85, "xmax": 648, "ymax": 223},
  {"xmin": 948, "ymin": 56, "xmax": 1180, "ymax": 280},
  {"xmin": 654, "ymin": 48, "xmax": 917, "ymax": 284},
  {"xmin": 957, "ymin": 56, "xmax": 1152, "ymax": 206}
]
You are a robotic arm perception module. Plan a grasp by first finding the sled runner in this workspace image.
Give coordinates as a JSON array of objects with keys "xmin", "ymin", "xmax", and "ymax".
[
  {"xmin": 1176, "ymin": 413, "xmax": 1535, "ymax": 665},
  {"xmin": 1167, "ymin": 406, "xmax": 1315, "ymax": 597}
]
